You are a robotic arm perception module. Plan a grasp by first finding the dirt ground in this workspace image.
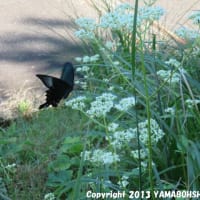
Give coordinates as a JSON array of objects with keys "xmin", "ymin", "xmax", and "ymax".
[{"xmin": 0, "ymin": 0, "xmax": 200, "ymax": 118}]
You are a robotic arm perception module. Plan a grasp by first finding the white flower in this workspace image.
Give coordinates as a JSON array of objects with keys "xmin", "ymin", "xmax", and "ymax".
[
  {"xmin": 82, "ymin": 65, "xmax": 90, "ymax": 72},
  {"xmin": 189, "ymin": 11, "xmax": 200, "ymax": 25},
  {"xmin": 80, "ymin": 54, "xmax": 100, "ymax": 63},
  {"xmin": 90, "ymin": 54, "xmax": 100, "ymax": 62},
  {"xmin": 74, "ymin": 80, "xmax": 80, "ymax": 84},
  {"xmin": 175, "ymin": 27, "xmax": 199, "ymax": 39},
  {"xmin": 105, "ymin": 41, "xmax": 115, "ymax": 49},
  {"xmin": 76, "ymin": 67, "xmax": 82, "ymax": 72},
  {"xmin": 138, "ymin": 119, "xmax": 165, "ymax": 144},
  {"xmin": 108, "ymin": 86, "xmax": 114, "ymax": 91},
  {"xmin": 138, "ymin": 6, "xmax": 164, "ymax": 22},
  {"xmin": 99, "ymin": 3, "xmax": 134, "ymax": 32},
  {"xmin": 86, "ymin": 93, "xmax": 117, "ymax": 118},
  {"xmin": 44, "ymin": 193, "xmax": 55, "ymax": 200},
  {"xmin": 131, "ymin": 149, "xmax": 147, "ymax": 159},
  {"xmin": 103, "ymin": 78, "xmax": 109, "ymax": 83},
  {"xmin": 65, "ymin": 96, "xmax": 87, "ymax": 110},
  {"xmin": 5, "ymin": 163, "xmax": 16, "ymax": 169},
  {"xmin": 185, "ymin": 99, "xmax": 200, "ymax": 108},
  {"xmin": 108, "ymin": 128, "xmax": 136, "ymax": 149},
  {"xmin": 82, "ymin": 149, "xmax": 120, "ymax": 165},
  {"xmin": 108, "ymin": 119, "xmax": 164, "ymax": 147},
  {"xmin": 190, "ymin": 47, "xmax": 200, "ymax": 57},
  {"xmin": 83, "ymin": 56, "xmax": 90, "ymax": 63},
  {"xmin": 118, "ymin": 175, "xmax": 129, "ymax": 188},
  {"xmin": 141, "ymin": 161, "xmax": 148, "ymax": 168},
  {"xmin": 75, "ymin": 17, "xmax": 96, "ymax": 31},
  {"xmin": 108, "ymin": 122, "xmax": 119, "ymax": 132},
  {"xmin": 113, "ymin": 61, "xmax": 120, "ymax": 66},
  {"xmin": 74, "ymin": 29, "xmax": 95, "ymax": 40},
  {"xmin": 115, "ymin": 97, "xmax": 136, "ymax": 111},
  {"xmin": 75, "ymin": 17, "xmax": 97, "ymax": 40},
  {"xmin": 81, "ymin": 151, "xmax": 91, "ymax": 161},
  {"xmin": 165, "ymin": 58, "xmax": 181, "ymax": 69},
  {"xmin": 164, "ymin": 107, "xmax": 175, "ymax": 115},
  {"xmin": 75, "ymin": 57, "xmax": 82, "ymax": 62},
  {"xmin": 76, "ymin": 65, "xmax": 90, "ymax": 72},
  {"xmin": 80, "ymin": 81, "xmax": 87, "ymax": 89},
  {"xmin": 157, "ymin": 70, "xmax": 180, "ymax": 84}
]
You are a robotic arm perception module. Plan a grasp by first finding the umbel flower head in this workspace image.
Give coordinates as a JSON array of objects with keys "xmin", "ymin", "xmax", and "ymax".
[
  {"xmin": 65, "ymin": 96, "xmax": 87, "ymax": 110},
  {"xmin": 108, "ymin": 119, "xmax": 165, "ymax": 149},
  {"xmin": 115, "ymin": 97, "xmax": 136, "ymax": 111},
  {"xmin": 86, "ymin": 93, "xmax": 117, "ymax": 118},
  {"xmin": 81, "ymin": 149, "xmax": 120, "ymax": 166}
]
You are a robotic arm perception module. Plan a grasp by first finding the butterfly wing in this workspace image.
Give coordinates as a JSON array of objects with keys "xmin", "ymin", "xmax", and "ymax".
[
  {"xmin": 60, "ymin": 62, "xmax": 74, "ymax": 88},
  {"xmin": 36, "ymin": 62, "xmax": 74, "ymax": 109},
  {"xmin": 36, "ymin": 74, "xmax": 54, "ymax": 89},
  {"xmin": 36, "ymin": 74, "xmax": 73, "ymax": 108}
]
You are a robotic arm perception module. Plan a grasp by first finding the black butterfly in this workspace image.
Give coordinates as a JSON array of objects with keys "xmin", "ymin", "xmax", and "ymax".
[{"xmin": 36, "ymin": 62, "xmax": 74, "ymax": 109}]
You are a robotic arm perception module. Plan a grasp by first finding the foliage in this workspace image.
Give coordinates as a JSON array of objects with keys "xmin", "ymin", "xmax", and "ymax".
[{"xmin": 1, "ymin": 0, "xmax": 200, "ymax": 199}]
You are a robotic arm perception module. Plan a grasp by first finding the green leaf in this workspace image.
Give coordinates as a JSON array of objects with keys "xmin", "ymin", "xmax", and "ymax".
[
  {"xmin": 46, "ymin": 170, "xmax": 73, "ymax": 187},
  {"xmin": 48, "ymin": 155, "xmax": 71, "ymax": 172},
  {"xmin": 60, "ymin": 136, "xmax": 83, "ymax": 154}
]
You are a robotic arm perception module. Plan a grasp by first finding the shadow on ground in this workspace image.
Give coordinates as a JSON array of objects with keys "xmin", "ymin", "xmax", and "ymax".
[
  {"xmin": 0, "ymin": 16, "xmax": 84, "ymax": 118},
  {"xmin": 0, "ymin": 17, "xmax": 83, "ymax": 71}
]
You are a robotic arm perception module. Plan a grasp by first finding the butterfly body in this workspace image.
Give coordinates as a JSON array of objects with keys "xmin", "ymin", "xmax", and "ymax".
[{"xmin": 36, "ymin": 62, "xmax": 74, "ymax": 109}]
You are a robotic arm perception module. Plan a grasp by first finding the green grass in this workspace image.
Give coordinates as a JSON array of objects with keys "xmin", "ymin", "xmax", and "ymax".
[
  {"xmin": 0, "ymin": 106, "xmax": 86, "ymax": 200},
  {"xmin": 1, "ymin": 1, "xmax": 200, "ymax": 200}
]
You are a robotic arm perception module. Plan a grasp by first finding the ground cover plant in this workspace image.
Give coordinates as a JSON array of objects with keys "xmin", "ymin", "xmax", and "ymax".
[{"xmin": 1, "ymin": 0, "xmax": 200, "ymax": 199}]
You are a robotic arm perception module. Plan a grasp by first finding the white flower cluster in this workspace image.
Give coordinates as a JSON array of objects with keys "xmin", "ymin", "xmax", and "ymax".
[
  {"xmin": 65, "ymin": 94, "xmax": 137, "ymax": 117},
  {"xmin": 44, "ymin": 193, "xmax": 55, "ymax": 200},
  {"xmin": 5, "ymin": 163, "xmax": 16, "ymax": 170},
  {"xmin": 100, "ymin": 3, "xmax": 134, "ymax": 32},
  {"xmin": 74, "ymin": 3, "xmax": 165, "ymax": 42},
  {"xmin": 75, "ymin": 17, "xmax": 97, "ymax": 39},
  {"xmin": 165, "ymin": 58, "xmax": 181, "ymax": 69},
  {"xmin": 118, "ymin": 175, "xmax": 129, "ymax": 188},
  {"xmin": 75, "ymin": 54, "xmax": 100, "ymax": 63},
  {"xmin": 175, "ymin": 27, "xmax": 199, "ymax": 39},
  {"xmin": 82, "ymin": 149, "xmax": 120, "ymax": 165},
  {"xmin": 189, "ymin": 11, "xmax": 200, "ymax": 25},
  {"xmin": 86, "ymin": 93, "xmax": 117, "ymax": 118},
  {"xmin": 108, "ymin": 128, "xmax": 136, "ymax": 149},
  {"xmin": 138, "ymin": 119, "xmax": 165, "ymax": 144},
  {"xmin": 75, "ymin": 29, "xmax": 95, "ymax": 40},
  {"xmin": 76, "ymin": 65, "xmax": 90, "ymax": 73},
  {"xmin": 185, "ymin": 99, "xmax": 200, "ymax": 108},
  {"xmin": 74, "ymin": 80, "xmax": 88, "ymax": 89},
  {"xmin": 131, "ymin": 148, "xmax": 147, "ymax": 159},
  {"xmin": 65, "ymin": 96, "xmax": 87, "ymax": 110},
  {"xmin": 157, "ymin": 70, "xmax": 180, "ymax": 84},
  {"xmin": 115, "ymin": 97, "xmax": 136, "ymax": 111},
  {"xmin": 113, "ymin": 61, "xmax": 120, "ymax": 66},
  {"xmin": 75, "ymin": 18, "xmax": 96, "ymax": 31},
  {"xmin": 99, "ymin": 3, "xmax": 164, "ymax": 33},
  {"xmin": 138, "ymin": 6, "xmax": 164, "ymax": 22},
  {"xmin": 164, "ymin": 107, "xmax": 175, "ymax": 115},
  {"xmin": 108, "ymin": 119, "xmax": 164, "ymax": 148},
  {"xmin": 105, "ymin": 41, "xmax": 115, "ymax": 50},
  {"xmin": 190, "ymin": 47, "xmax": 200, "ymax": 57},
  {"xmin": 108, "ymin": 122, "xmax": 119, "ymax": 132}
]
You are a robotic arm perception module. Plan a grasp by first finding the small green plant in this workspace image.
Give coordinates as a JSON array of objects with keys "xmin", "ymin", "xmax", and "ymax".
[{"xmin": 17, "ymin": 100, "xmax": 32, "ymax": 117}]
